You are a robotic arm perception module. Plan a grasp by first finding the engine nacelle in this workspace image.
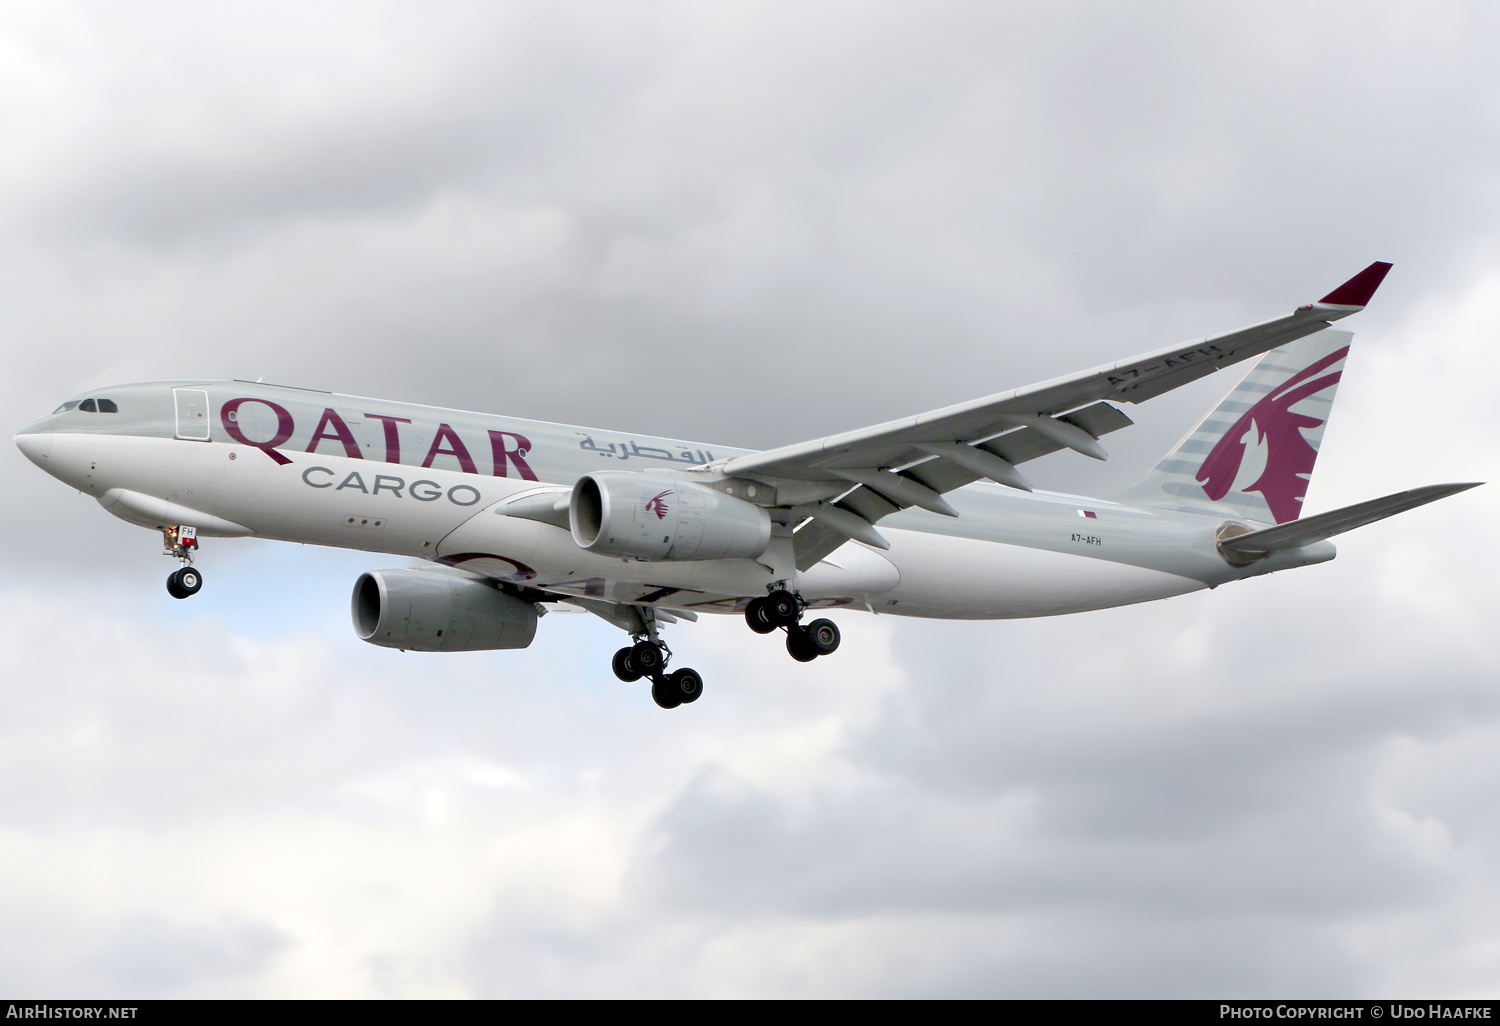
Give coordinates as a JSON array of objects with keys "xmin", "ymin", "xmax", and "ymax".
[
  {"xmin": 352, "ymin": 569, "xmax": 538, "ymax": 652},
  {"xmin": 570, "ymin": 472, "xmax": 771, "ymax": 561}
]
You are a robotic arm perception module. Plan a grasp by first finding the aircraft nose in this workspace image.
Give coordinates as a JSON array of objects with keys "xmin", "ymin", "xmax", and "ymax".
[{"xmin": 14, "ymin": 420, "xmax": 54, "ymax": 464}]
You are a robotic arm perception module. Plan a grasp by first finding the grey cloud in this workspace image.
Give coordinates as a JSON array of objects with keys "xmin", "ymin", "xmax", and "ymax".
[{"xmin": 605, "ymin": 572, "xmax": 1496, "ymax": 993}]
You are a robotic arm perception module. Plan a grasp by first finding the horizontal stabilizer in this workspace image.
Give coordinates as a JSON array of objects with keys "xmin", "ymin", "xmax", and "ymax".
[{"xmin": 1219, "ymin": 482, "xmax": 1482, "ymax": 556}]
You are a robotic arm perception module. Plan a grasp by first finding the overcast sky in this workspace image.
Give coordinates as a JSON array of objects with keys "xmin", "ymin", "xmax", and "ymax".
[{"xmin": 1, "ymin": 0, "xmax": 1498, "ymax": 998}]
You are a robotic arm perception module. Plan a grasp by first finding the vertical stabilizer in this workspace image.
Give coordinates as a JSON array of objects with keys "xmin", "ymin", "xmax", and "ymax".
[{"xmin": 1108, "ymin": 329, "xmax": 1353, "ymax": 524}]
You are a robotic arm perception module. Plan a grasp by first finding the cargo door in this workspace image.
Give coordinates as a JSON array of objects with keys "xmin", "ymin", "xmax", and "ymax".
[{"xmin": 174, "ymin": 388, "xmax": 211, "ymax": 440}]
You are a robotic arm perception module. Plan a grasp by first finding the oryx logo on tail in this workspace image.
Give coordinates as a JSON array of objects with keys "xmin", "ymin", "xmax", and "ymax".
[
  {"xmin": 1110, "ymin": 330, "xmax": 1354, "ymax": 525},
  {"xmin": 1196, "ymin": 346, "xmax": 1348, "ymax": 524}
]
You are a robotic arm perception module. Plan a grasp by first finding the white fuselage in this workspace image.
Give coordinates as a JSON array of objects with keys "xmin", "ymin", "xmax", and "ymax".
[{"xmin": 15, "ymin": 380, "xmax": 1334, "ymax": 620}]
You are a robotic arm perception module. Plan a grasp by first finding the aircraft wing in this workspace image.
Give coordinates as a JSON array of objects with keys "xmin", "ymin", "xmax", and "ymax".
[{"xmin": 717, "ymin": 262, "xmax": 1394, "ymax": 569}]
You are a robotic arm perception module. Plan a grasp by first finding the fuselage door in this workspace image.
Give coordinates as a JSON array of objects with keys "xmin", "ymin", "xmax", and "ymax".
[{"xmin": 174, "ymin": 388, "xmax": 211, "ymax": 441}]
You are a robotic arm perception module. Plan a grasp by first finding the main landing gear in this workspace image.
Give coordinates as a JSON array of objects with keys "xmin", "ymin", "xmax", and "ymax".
[
  {"xmin": 745, "ymin": 588, "xmax": 840, "ymax": 663},
  {"xmin": 161, "ymin": 524, "xmax": 204, "ymax": 600},
  {"xmin": 612, "ymin": 631, "xmax": 704, "ymax": 710}
]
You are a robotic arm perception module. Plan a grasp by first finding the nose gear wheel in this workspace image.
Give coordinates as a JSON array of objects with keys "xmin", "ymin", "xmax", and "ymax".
[
  {"xmin": 166, "ymin": 566, "xmax": 203, "ymax": 599},
  {"xmin": 160, "ymin": 525, "xmax": 204, "ymax": 599}
]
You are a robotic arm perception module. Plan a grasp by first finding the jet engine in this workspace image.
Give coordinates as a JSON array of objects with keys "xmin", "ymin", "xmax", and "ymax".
[
  {"xmin": 352, "ymin": 568, "xmax": 538, "ymax": 652},
  {"xmin": 570, "ymin": 472, "xmax": 771, "ymax": 561}
]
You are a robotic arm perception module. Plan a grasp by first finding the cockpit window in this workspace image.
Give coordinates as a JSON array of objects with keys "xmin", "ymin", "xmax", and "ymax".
[{"xmin": 58, "ymin": 398, "xmax": 117, "ymax": 413}]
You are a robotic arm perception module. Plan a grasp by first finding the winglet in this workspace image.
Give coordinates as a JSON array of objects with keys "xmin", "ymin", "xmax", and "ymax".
[{"xmin": 1318, "ymin": 261, "xmax": 1393, "ymax": 307}]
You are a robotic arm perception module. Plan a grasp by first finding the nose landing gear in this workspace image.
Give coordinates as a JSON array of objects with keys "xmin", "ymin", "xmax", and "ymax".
[
  {"xmin": 161, "ymin": 525, "xmax": 204, "ymax": 600},
  {"xmin": 166, "ymin": 566, "xmax": 203, "ymax": 599}
]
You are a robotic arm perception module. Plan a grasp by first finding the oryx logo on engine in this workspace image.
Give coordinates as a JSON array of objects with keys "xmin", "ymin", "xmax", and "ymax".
[{"xmin": 644, "ymin": 490, "xmax": 672, "ymax": 520}]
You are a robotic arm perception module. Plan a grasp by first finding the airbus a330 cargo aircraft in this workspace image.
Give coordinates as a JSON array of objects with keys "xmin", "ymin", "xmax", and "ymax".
[{"xmin": 14, "ymin": 262, "xmax": 1480, "ymax": 708}]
